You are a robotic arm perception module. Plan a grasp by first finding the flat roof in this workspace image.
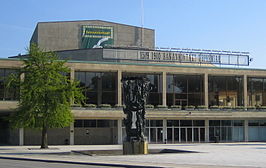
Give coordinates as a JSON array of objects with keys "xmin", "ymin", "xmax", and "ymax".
[
  {"xmin": 2, "ymin": 58, "xmax": 265, "ymax": 72},
  {"xmin": 37, "ymin": 19, "xmax": 154, "ymax": 31}
]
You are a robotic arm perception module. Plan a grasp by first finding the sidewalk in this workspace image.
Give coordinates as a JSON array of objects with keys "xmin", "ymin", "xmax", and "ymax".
[{"xmin": 0, "ymin": 143, "xmax": 265, "ymax": 168}]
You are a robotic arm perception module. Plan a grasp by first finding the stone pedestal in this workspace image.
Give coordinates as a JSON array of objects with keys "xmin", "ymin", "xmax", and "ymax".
[{"xmin": 123, "ymin": 141, "xmax": 148, "ymax": 155}]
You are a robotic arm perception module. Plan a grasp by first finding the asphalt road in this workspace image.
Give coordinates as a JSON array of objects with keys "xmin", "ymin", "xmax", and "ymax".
[{"xmin": 0, "ymin": 159, "xmax": 130, "ymax": 168}]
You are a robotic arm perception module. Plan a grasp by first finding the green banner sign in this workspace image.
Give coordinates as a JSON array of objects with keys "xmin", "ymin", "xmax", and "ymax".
[{"xmin": 81, "ymin": 25, "xmax": 113, "ymax": 49}]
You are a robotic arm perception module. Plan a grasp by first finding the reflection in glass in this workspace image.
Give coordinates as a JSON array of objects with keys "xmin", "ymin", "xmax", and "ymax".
[
  {"xmin": 75, "ymin": 71, "xmax": 117, "ymax": 105},
  {"xmin": 209, "ymin": 76, "xmax": 243, "ymax": 107},
  {"xmin": 0, "ymin": 69, "xmax": 19, "ymax": 100},
  {"xmin": 167, "ymin": 74, "xmax": 204, "ymax": 107},
  {"xmin": 248, "ymin": 77, "xmax": 266, "ymax": 106},
  {"xmin": 122, "ymin": 73, "xmax": 162, "ymax": 106}
]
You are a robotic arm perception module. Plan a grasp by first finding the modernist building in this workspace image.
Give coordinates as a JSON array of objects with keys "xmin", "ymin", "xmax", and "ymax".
[{"xmin": 0, "ymin": 20, "xmax": 266, "ymax": 145}]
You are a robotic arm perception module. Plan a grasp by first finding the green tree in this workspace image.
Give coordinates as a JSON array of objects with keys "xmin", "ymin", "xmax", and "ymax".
[{"xmin": 7, "ymin": 44, "xmax": 84, "ymax": 149}]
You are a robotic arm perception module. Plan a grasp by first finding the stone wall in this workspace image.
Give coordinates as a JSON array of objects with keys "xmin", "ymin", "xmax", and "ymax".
[
  {"xmin": 74, "ymin": 127, "xmax": 117, "ymax": 145},
  {"xmin": 24, "ymin": 127, "xmax": 69, "ymax": 145}
]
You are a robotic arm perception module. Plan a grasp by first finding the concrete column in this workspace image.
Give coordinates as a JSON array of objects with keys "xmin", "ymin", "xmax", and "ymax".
[
  {"xmin": 19, "ymin": 128, "xmax": 24, "ymax": 146},
  {"xmin": 192, "ymin": 127, "xmax": 194, "ymax": 143},
  {"xmin": 70, "ymin": 67, "xmax": 75, "ymax": 81},
  {"xmin": 70, "ymin": 122, "xmax": 74, "ymax": 145},
  {"xmin": 205, "ymin": 119, "xmax": 209, "ymax": 142},
  {"xmin": 244, "ymin": 120, "xmax": 249, "ymax": 142},
  {"xmin": 70, "ymin": 68, "xmax": 75, "ymax": 105},
  {"xmin": 244, "ymin": 75, "xmax": 248, "ymax": 107},
  {"xmin": 163, "ymin": 119, "xmax": 167, "ymax": 143},
  {"xmin": 117, "ymin": 70, "xmax": 122, "ymax": 106},
  {"xmin": 204, "ymin": 73, "xmax": 209, "ymax": 107},
  {"xmin": 117, "ymin": 119, "xmax": 123, "ymax": 144},
  {"xmin": 162, "ymin": 72, "xmax": 167, "ymax": 106}
]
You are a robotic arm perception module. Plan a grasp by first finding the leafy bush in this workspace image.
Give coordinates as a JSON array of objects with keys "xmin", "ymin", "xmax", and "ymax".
[
  {"xmin": 197, "ymin": 105, "xmax": 207, "ymax": 109},
  {"xmin": 247, "ymin": 106, "xmax": 256, "ymax": 109},
  {"xmin": 114, "ymin": 104, "xmax": 123, "ymax": 108},
  {"xmin": 71, "ymin": 104, "xmax": 81, "ymax": 107},
  {"xmin": 185, "ymin": 105, "xmax": 195, "ymax": 109},
  {"xmin": 84, "ymin": 104, "xmax": 96, "ymax": 108},
  {"xmin": 258, "ymin": 106, "xmax": 266, "ymax": 109},
  {"xmin": 221, "ymin": 106, "xmax": 232, "ymax": 109},
  {"xmin": 156, "ymin": 105, "xmax": 168, "ymax": 108},
  {"xmin": 99, "ymin": 104, "xmax": 111, "ymax": 108},
  {"xmin": 210, "ymin": 105, "xmax": 219, "ymax": 109},
  {"xmin": 235, "ymin": 106, "xmax": 245, "ymax": 109},
  {"xmin": 171, "ymin": 105, "xmax": 181, "ymax": 108}
]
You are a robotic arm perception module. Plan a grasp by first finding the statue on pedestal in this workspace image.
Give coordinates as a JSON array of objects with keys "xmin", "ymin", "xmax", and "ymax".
[{"xmin": 122, "ymin": 77, "xmax": 151, "ymax": 143}]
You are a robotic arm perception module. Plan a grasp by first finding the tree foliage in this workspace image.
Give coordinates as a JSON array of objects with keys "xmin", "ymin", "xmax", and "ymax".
[{"xmin": 7, "ymin": 44, "xmax": 84, "ymax": 147}]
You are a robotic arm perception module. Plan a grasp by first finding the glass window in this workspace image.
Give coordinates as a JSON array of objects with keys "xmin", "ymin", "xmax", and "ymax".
[
  {"xmin": 122, "ymin": 73, "xmax": 162, "ymax": 106},
  {"xmin": 167, "ymin": 120, "xmax": 179, "ymax": 127},
  {"xmin": 85, "ymin": 73, "xmax": 97, "ymax": 90},
  {"xmin": 0, "ymin": 68, "xmax": 19, "ymax": 101},
  {"xmin": 249, "ymin": 120, "xmax": 259, "ymax": 126},
  {"xmin": 102, "ymin": 73, "xmax": 116, "ymax": 91},
  {"xmin": 150, "ymin": 120, "xmax": 163, "ymax": 127},
  {"xmin": 259, "ymin": 120, "xmax": 266, "ymax": 126},
  {"xmin": 248, "ymin": 77, "xmax": 266, "ymax": 106},
  {"xmin": 167, "ymin": 74, "xmax": 204, "ymax": 107},
  {"xmin": 84, "ymin": 120, "xmax": 96, "ymax": 127},
  {"xmin": 210, "ymin": 120, "xmax": 220, "ymax": 126},
  {"xmin": 97, "ymin": 120, "xmax": 111, "ymax": 127},
  {"xmin": 180, "ymin": 120, "xmax": 192, "ymax": 127},
  {"xmin": 233, "ymin": 120, "xmax": 244, "ymax": 126},
  {"xmin": 145, "ymin": 120, "xmax": 150, "ymax": 127},
  {"xmin": 75, "ymin": 71, "xmax": 117, "ymax": 106},
  {"xmin": 75, "ymin": 119, "xmax": 117, "ymax": 128},
  {"xmin": 193, "ymin": 120, "xmax": 205, "ymax": 126},
  {"xmin": 74, "ymin": 120, "xmax": 83, "ymax": 127},
  {"xmin": 209, "ymin": 76, "xmax": 243, "ymax": 107},
  {"xmin": 221, "ymin": 120, "xmax": 232, "ymax": 126},
  {"xmin": 97, "ymin": 120, "xmax": 117, "ymax": 127}
]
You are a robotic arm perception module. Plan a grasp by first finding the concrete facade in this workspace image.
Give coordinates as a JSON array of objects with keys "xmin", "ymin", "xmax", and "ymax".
[
  {"xmin": 1, "ymin": 59, "xmax": 266, "ymax": 145},
  {"xmin": 30, "ymin": 20, "xmax": 155, "ymax": 51},
  {"xmin": 1, "ymin": 20, "xmax": 266, "ymax": 145}
]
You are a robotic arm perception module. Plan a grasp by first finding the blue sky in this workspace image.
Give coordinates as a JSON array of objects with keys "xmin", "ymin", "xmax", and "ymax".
[{"xmin": 0, "ymin": 0, "xmax": 265, "ymax": 68}]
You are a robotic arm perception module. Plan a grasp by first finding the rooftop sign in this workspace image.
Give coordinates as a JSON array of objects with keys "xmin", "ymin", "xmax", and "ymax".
[
  {"xmin": 103, "ymin": 48, "xmax": 251, "ymax": 66},
  {"xmin": 81, "ymin": 25, "xmax": 114, "ymax": 49}
]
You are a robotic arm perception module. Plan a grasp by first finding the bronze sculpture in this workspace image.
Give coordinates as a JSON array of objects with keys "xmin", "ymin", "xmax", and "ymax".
[{"xmin": 122, "ymin": 77, "xmax": 151, "ymax": 142}]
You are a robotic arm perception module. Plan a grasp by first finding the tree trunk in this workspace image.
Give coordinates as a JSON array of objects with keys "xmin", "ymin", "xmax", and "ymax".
[{"xmin": 41, "ymin": 124, "xmax": 48, "ymax": 149}]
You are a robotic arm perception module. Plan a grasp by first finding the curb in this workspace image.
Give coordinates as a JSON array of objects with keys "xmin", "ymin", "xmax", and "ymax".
[{"xmin": 0, "ymin": 156, "xmax": 164, "ymax": 168}]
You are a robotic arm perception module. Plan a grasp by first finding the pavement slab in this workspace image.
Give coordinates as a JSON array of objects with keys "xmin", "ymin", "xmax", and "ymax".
[{"xmin": 0, "ymin": 143, "xmax": 265, "ymax": 168}]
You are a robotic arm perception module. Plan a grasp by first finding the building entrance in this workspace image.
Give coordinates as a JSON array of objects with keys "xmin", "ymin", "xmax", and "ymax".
[
  {"xmin": 124, "ymin": 120, "xmax": 205, "ymax": 143},
  {"xmin": 149, "ymin": 127, "xmax": 163, "ymax": 143},
  {"xmin": 167, "ymin": 127, "xmax": 205, "ymax": 143},
  {"xmin": 166, "ymin": 120, "xmax": 205, "ymax": 143}
]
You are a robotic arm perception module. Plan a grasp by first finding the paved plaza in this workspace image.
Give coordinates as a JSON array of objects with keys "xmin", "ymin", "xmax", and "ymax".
[{"xmin": 0, "ymin": 143, "xmax": 265, "ymax": 168}]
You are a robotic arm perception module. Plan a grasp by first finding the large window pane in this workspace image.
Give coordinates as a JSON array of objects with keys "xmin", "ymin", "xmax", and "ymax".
[
  {"xmin": 0, "ymin": 68, "xmax": 19, "ymax": 101},
  {"xmin": 248, "ymin": 77, "xmax": 266, "ymax": 106},
  {"xmin": 75, "ymin": 71, "xmax": 117, "ymax": 105},
  {"xmin": 167, "ymin": 74, "xmax": 204, "ymax": 107},
  {"xmin": 209, "ymin": 76, "xmax": 243, "ymax": 107},
  {"xmin": 122, "ymin": 73, "xmax": 162, "ymax": 106}
]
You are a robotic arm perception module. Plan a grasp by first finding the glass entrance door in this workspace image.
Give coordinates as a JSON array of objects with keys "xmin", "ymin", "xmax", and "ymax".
[
  {"xmin": 167, "ymin": 127, "xmax": 205, "ymax": 143},
  {"xmin": 181, "ymin": 128, "xmax": 193, "ymax": 142},
  {"xmin": 150, "ymin": 127, "xmax": 163, "ymax": 143},
  {"xmin": 181, "ymin": 128, "xmax": 186, "ymax": 142}
]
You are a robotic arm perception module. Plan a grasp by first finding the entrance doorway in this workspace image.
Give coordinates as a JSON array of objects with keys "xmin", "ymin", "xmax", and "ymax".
[
  {"xmin": 167, "ymin": 127, "xmax": 204, "ymax": 143},
  {"xmin": 150, "ymin": 127, "xmax": 163, "ymax": 143},
  {"xmin": 166, "ymin": 120, "xmax": 205, "ymax": 143}
]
